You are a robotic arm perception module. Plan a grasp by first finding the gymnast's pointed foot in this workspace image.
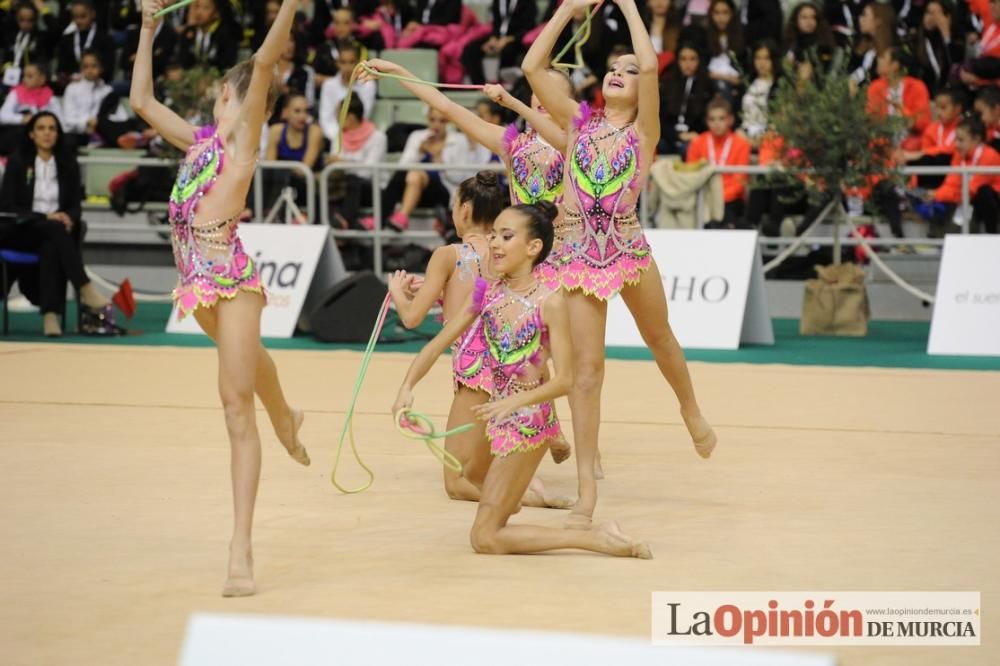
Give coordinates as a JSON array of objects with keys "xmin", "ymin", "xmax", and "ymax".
[
  {"xmin": 522, "ymin": 477, "xmax": 574, "ymax": 509},
  {"xmin": 549, "ymin": 435, "xmax": 572, "ymax": 464},
  {"xmin": 279, "ymin": 408, "xmax": 310, "ymax": 466},
  {"xmin": 596, "ymin": 521, "xmax": 653, "ymax": 559},
  {"xmin": 222, "ymin": 543, "xmax": 256, "ymax": 597},
  {"xmin": 683, "ymin": 410, "xmax": 717, "ymax": 459}
]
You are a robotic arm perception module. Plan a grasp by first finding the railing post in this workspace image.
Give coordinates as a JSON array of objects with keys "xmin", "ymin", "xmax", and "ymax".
[
  {"xmin": 372, "ymin": 164, "xmax": 383, "ymax": 276},
  {"xmin": 960, "ymin": 170, "xmax": 971, "ymax": 234}
]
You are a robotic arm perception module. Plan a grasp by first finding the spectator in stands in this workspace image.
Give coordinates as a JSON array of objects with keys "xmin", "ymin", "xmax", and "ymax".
[
  {"xmin": 902, "ymin": 86, "xmax": 966, "ymax": 188},
  {"xmin": 276, "ymin": 32, "xmax": 316, "ymax": 109},
  {"xmin": 369, "ymin": 106, "xmax": 452, "ymax": 232},
  {"xmin": 175, "ymin": 0, "xmax": 239, "ymax": 73},
  {"xmin": 704, "ymin": 0, "xmax": 744, "ymax": 106},
  {"xmin": 55, "ymin": 0, "xmax": 115, "ymax": 93},
  {"xmin": 327, "ymin": 95, "xmax": 388, "ymax": 229},
  {"xmin": 118, "ymin": 3, "xmax": 177, "ymax": 86},
  {"xmin": 0, "ymin": 62, "xmax": 59, "ymax": 155},
  {"xmin": 1, "ymin": 1, "xmax": 56, "ymax": 89},
  {"xmin": 658, "ymin": 43, "xmax": 713, "ymax": 155},
  {"xmin": 866, "ymin": 46, "xmax": 932, "ymax": 150},
  {"xmin": 743, "ymin": 0, "xmax": 783, "ymax": 50},
  {"xmin": 913, "ymin": 0, "xmax": 965, "ymax": 96},
  {"xmin": 265, "ymin": 92, "xmax": 324, "ymax": 217},
  {"xmin": 460, "ymin": 0, "xmax": 538, "ymax": 85},
  {"xmin": 0, "ymin": 111, "xmax": 115, "ymax": 336},
  {"xmin": 643, "ymin": 0, "xmax": 681, "ymax": 74},
  {"xmin": 356, "ymin": 0, "xmax": 416, "ymax": 51},
  {"xmin": 312, "ymin": 0, "xmax": 378, "ymax": 46},
  {"xmin": 916, "ymin": 116, "xmax": 1000, "ymax": 235},
  {"xmin": 973, "ymin": 85, "xmax": 1000, "ymax": 151},
  {"xmin": 318, "ymin": 42, "xmax": 375, "ymax": 145},
  {"xmin": 784, "ymin": 1, "xmax": 840, "ymax": 86},
  {"xmin": 404, "ymin": 0, "xmax": 463, "ymax": 44},
  {"xmin": 848, "ymin": 1, "xmax": 897, "ymax": 85},
  {"xmin": 824, "ymin": 0, "xmax": 866, "ymax": 49},
  {"xmin": 739, "ymin": 39, "xmax": 782, "ymax": 147},
  {"xmin": 61, "ymin": 49, "xmax": 112, "ymax": 146},
  {"xmin": 686, "ymin": 95, "xmax": 751, "ymax": 228},
  {"xmin": 960, "ymin": 0, "xmax": 1000, "ymax": 88},
  {"xmin": 314, "ymin": 8, "xmax": 368, "ymax": 85}
]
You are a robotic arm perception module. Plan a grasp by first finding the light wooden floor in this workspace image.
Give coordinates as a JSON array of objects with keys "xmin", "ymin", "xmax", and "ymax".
[{"xmin": 1, "ymin": 342, "xmax": 997, "ymax": 666}]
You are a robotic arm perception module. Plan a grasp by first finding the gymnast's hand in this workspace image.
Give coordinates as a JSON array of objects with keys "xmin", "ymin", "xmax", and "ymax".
[
  {"xmin": 471, "ymin": 398, "xmax": 516, "ymax": 422},
  {"xmin": 482, "ymin": 84, "xmax": 516, "ymax": 110},
  {"xmin": 141, "ymin": 0, "xmax": 168, "ymax": 26},
  {"xmin": 392, "ymin": 387, "xmax": 414, "ymax": 418},
  {"xmin": 388, "ymin": 269, "xmax": 416, "ymax": 299},
  {"xmin": 357, "ymin": 59, "xmax": 399, "ymax": 84}
]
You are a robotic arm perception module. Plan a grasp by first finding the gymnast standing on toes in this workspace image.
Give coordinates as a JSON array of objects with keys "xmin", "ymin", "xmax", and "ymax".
[
  {"xmin": 393, "ymin": 202, "xmax": 651, "ymax": 558},
  {"xmin": 130, "ymin": 0, "xmax": 309, "ymax": 598},
  {"xmin": 388, "ymin": 173, "xmax": 570, "ymax": 509},
  {"xmin": 522, "ymin": 0, "xmax": 717, "ymax": 528}
]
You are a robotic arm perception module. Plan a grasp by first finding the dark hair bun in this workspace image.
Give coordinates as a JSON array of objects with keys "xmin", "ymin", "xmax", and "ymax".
[
  {"xmin": 475, "ymin": 171, "xmax": 499, "ymax": 187},
  {"xmin": 532, "ymin": 200, "xmax": 559, "ymax": 224}
]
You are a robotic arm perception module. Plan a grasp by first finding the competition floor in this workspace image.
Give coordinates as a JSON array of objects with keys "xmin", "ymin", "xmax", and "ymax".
[{"xmin": 1, "ymin": 342, "xmax": 997, "ymax": 665}]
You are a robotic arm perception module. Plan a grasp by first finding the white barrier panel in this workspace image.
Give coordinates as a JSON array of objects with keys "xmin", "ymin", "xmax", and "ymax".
[
  {"xmin": 166, "ymin": 225, "xmax": 336, "ymax": 338},
  {"xmin": 606, "ymin": 230, "xmax": 773, "ymax": 350},
  {"xmin": 928, "ymin": 235, "xmax": 1000, "ymax": 356},
  {"xmin": 178, "ymin": 613, "xmax": 836, "ymax": 666}
]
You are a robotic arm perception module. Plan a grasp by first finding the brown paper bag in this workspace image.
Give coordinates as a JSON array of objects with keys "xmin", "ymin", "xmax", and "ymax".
[{"xmin": 800, "ymin": 263, "xmax": 870, "ymax": 336}]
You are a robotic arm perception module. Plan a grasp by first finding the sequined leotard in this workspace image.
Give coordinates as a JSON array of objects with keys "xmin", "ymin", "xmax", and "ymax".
[
  {"xmin": 449, "ymin": 242, "xmax": 493, "ymax": 395},
  {"xmin": 470, "ymin": 278, "xmax": 561, "ymax": 456},
  {"xmin": 168, "ymin": 125, "xmax": 263, "ymax": 319},
  {"xmin": 537, "ymin": 103, "xmax": 651, "ymax": 300},
  {"xmin": 502, "ymin": 124, "xmax": 565, "ymax": 205}
]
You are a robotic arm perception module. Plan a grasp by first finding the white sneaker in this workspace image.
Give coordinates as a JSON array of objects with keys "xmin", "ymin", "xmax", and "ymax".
[{"xmin": 7, "ymin": 295, "xmax": 38, "ymax": 312}]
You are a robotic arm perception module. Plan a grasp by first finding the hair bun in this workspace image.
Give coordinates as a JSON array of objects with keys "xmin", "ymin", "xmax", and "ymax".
[
  {"xmin": 475, "ymin": 171, "xmax": 499, "ymax": 186},
  {"xmin": 533, "ymin": 200, "xmax": 559, "ymax": 224}
]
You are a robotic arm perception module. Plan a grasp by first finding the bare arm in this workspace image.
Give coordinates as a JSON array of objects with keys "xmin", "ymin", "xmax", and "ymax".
[
  {"xmin": 359, "ymin": 59, "xmax": 505, "ymax": 155},
  {"xmin": 265, "ymin": 124, "xmax": 280, "ymax": 161},
  {"xmin": 130, "ymin": 0, "xmax": 197, "ymax": 151},
  {"xmin": 483, "ymin": 84, "xmax": 568, "ymax": 152},
  {"xmin": 392, "ymin": 295, "xmax": 480, "ymax": 414},
  {"xmin": 230, "ymin": 0, "xmax": 298, "ymax": 159},
  {"xmin": 471, "ymin": 290, "xmax": 574, "ymax": 421},
  {"xmin": 388, "ymin": 246, "xmax": 454, "ymax": 329},
  {"xmin": 617, "ymin": 0, "xmax": 660, "ymax": 160},
  {"xmin": 522, "ymin": 0, "xmax": 594, "ymax": 129},
  {"xmin": 303, "ymin": 123, "xmax": 324, "ymax": 170}
]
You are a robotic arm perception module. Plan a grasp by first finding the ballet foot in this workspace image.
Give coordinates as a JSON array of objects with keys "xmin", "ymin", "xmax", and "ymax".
[
  {"xmin": 522, "ymin": 477, "xmax": 573, "ymax": 509},
  {"xmin": 596, "ymin": 521, "xmax": 653, "ymax": 559},
  {"xmin": 594, "ymin": 449, "xmax": 605, "ymax": 480},
  {"xmin": 222, "ymin": 545, "xmax": 255, "ymax": 598},
  {"xmin": 683, "ymin": 412, "xmax": 717, "ymax": 459},
  {"xmin": 279, "ymin": 409, "xmax": 310, "ymax": 466},
  {"xmin": 548, "ymin": 435, "xmax": 572, "ymax": 464}
]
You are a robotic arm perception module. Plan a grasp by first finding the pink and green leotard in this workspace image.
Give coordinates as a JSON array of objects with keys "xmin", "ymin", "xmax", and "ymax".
[
  {"xmin": 537, "ymin": 103, "xmax": 651, "ymax": 301},
  {"xmin": 502, "ymin": 124, "xmax": 565, "ymax": 205},
  {"xmin": 449, "ymin": 243, "xmax": 493, "ymax": 395},
  {"xmin": 168, "ymin": 125, "xmax": 263, "ymax": 319}
]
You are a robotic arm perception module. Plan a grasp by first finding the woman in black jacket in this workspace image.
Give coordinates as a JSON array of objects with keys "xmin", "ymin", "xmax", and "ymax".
[{"xmin": 0, "ymin": 111, "xmax": 115, "ymax": 336}]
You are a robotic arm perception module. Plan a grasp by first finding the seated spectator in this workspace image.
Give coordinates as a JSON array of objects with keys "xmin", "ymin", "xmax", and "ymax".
[
  {"xmin": 902, "ymin": 87, "xmax": 965, "ymax": 188},
  {"xmin": 0, "ymin": 111, "xmax": 117, "ymax": 336},
  {"xmin": 847, "ymin": 1, "xmax": 896, "ymax": 85},
  {"xmin": 311, "ymin": 0, "xmax": 378, "ymax": 46},
  {"xmin": 1, "ymin": 1, "xmax": 56, "ymax": 89},
  {"xmin": 54, "ymin": 0, "xmax": 115, "ymax": 93},
  {"xmin": 823, "ymin": 0, "xmax": 864, "ymax": 50},
  {"xmin": 276, "ymin": 32, "xmax": 316, "ymax": 109},
  {"xmin": 686, "ymin": 95, "xmax": 751, "ymax": 228},
  {"xmin": 704, "ymin": 0, "xmax": 744, "ymax": 107},
  {"xmin": 960, "ymin": 0, "xmax": 1000, "ymax": 87},
  {"xmin": 784, "ymin": 1, "xmax": 840, "ymax": 86},
  {"xmin": 973, "ymin": 84, "xmax": 1000, "ymax": 151},
  {"xmin": 866, "ymin": 47, "xmax": 931, "ymax": 150},
  {"xmin": 62, "ymin": 49, "xmax": 113, "ymax": 146},
  {"xmin": 460, "ymin": 0, "xmax": 537, "ymax": 85},
  {"xmin": 739, "ymin": 40, "xmax": 782, "ymax": 147},
  {"xmin": 659, "ymin": 43, "xmax": 713, "ymax": 155},
  {"xmin": 916, "ymin": 116, "xmax": 1000, "ymax": 235},
  {"xmin": 0, "ymin": 63, "xmax": 59, "ymax": 155},
  {"xmin": 356, "ymin": 0, "xmax": 416, "ymax": 51},
  {"xmin": 318, "ymin": 42, "xmax": 375, "ymax": 145},
  {"xmin": 644, "ymin": 0, "xmax": 681, "ymax": 74},
  {"xmin": 314, "ymin": 7, "xmax": 369, "ymax": 84},
  {"xmin": 369, "ymin": 107, "xmax": 452, "ymax": 232},
  {"xmin": 118, "ymin": 4, "xmax": 177, "ymax": 86},
  {"xmin": 175, "ymin": 0, "xmax": 239, "ymax": 73},
  {"xmin": 399, "ymin": 0, "xmax": 463, "ymax": 48},
  {"xmin": 913, "ymin": 0, "xmax": 965, "ymax": 96},
  {"xmin": 745, "ymin": 130, "xmax": 810, "ymax": 236},
  {"xmin": 265, "ymin": 93, "xmax": 324, "ymax": 218},
  {"xmin": 327, "ymin": 95, "xmax": 388, "ymax": 230}
]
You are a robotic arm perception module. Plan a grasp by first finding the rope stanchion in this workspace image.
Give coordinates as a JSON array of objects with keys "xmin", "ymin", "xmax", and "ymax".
[
  {"xmin": 843, "ymin": 216, "xmax": 936, "ymax": 303},
  {"xmin": 394, "ymin": 408, "xmax": 470, "ymax": 473},
  {"xmin": 761, "ymin": 198, "xmax": 838, "ymax": 273},
  {"xmin": 84, "ymin": 268, "xmax": 174, "ymax": 303}
]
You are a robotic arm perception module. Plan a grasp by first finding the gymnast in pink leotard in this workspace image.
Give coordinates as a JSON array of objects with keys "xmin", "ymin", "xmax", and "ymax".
[
  {"xmin": 523, "ymin": 0, "xmax": 718, "ymax": 529},
  {"xmin": 131, "ymin": 0, "xmax": 309, "ymax": 598}
]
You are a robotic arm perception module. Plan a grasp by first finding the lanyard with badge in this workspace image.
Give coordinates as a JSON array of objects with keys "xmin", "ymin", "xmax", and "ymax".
[
  {"xmin": 421, "ymin": 0, "xmax": 437, "ymax": 24},
  {"xmin": 75, "ymin": 25, "xmax": 96, "ymax": 64},
  {"xmin": 3, "ymin": 32, "xmax": 32, "ymax": 87},
  {"xmin": 675, "ymin": 76, "xmax": 695, "ymax": 133},
  {"xmin": 707, "ymin": 135, "xmax": 733, "ymax": 165},
  {"xmin": 498, "ymin": 0, "xmax": 519, "ymax": 36}
]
